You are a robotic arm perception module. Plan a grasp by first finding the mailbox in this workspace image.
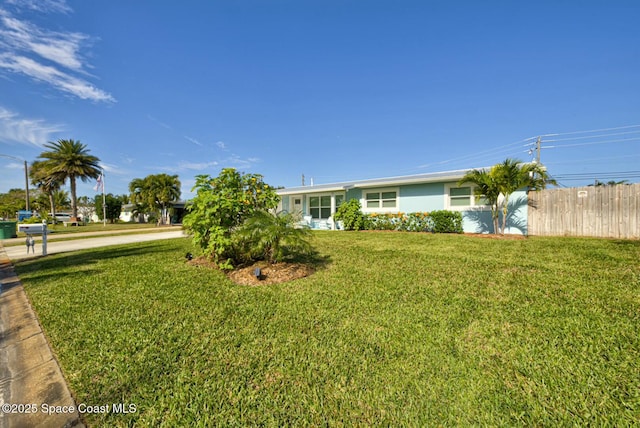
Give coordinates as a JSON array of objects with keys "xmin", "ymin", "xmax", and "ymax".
[{"xmin": 18, "ymin": 223, "xmax": 46, "ymax": 234}]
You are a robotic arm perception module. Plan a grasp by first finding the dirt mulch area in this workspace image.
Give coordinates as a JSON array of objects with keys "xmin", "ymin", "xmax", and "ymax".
[{"xmin": 187, "ymin": 257, "xmax": 315, "ymax": 285}]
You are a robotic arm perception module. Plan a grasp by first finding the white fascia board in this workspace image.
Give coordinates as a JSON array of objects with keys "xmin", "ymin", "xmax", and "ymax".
[{"xmin": 276, "ymin": 168, "xmax": 489, "ymax": 195}]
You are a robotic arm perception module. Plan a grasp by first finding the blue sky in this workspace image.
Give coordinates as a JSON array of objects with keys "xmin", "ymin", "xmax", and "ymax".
[{"xmin": 1, "ymin": 0, "xmax": 639, "ymax": 200}]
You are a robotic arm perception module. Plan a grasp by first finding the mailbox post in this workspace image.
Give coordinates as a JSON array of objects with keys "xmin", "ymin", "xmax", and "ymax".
[
  {"xmin": 17, "ymin": 222, "xmax": 48, "ymax": 256},
  {"xmin": 42, "ymin": 220, "xmax": 47, "ymax": 256}
]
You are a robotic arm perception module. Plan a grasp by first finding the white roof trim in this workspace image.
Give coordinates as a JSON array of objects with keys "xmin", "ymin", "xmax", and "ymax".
[{"xmin": 277, "ymin": 168, "xmax": 486, "ymax": 195}]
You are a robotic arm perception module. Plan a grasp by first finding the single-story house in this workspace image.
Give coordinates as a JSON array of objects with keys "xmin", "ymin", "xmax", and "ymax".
[
  {"xmin": 276, "ymin": 169, "xmax": 529, "ymax": 234},
  {"xmin": 119, "ymin": 201, "xmax": 188, "ymax": 224}
]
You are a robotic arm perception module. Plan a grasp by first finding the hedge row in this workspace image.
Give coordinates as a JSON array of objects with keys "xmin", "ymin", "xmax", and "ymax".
[
  {"xmin": 334, "ymin": 199, "xmax": 463, "ymax": 233},
  {"xmin": 363, "ymin": 210, "xmax": 463, "ymax": 233}
]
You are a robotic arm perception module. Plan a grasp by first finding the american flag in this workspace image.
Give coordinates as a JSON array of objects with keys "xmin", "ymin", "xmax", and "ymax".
[{"xmin": 94, "ymin": 172, "xmax": 104, "ymax": 192}]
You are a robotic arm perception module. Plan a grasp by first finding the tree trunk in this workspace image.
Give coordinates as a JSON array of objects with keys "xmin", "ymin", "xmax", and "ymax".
[
  {"xmin": 501, "ymin": 196, "xmax": 509, "ymax": 235},
  {"xmin": 49, "ymin": 193, "xmax": 56, "ymax": 218},
  {"xmin": 492, "ymin": 204, "xmax": 500, "ymax": 235},
  {"xmin": 70, "ymin": 175, "xmax": 78, "ymax": 218}
]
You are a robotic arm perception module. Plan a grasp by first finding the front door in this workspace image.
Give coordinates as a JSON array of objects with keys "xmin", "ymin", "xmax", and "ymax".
[{"xmin": 291, "ymin": 195, "xmax": 303, "ymax": 215}]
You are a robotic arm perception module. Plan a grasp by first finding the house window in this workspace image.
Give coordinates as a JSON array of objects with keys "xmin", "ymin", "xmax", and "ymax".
[
  {"xmin": 335, "ymin": 194, "xmax": 344, "ymax": 208},
  {"xmin": 364, "ymin": 189, "xmax": 398, "ymax": 210},
  {"xmin": 446, "ymin": 185, "xmax": 488, "ymax": 209},
  {"xmin": 449, "ymin": 187, "xmax": 472, "ymax": 206},
  {"xmin": 309, "ymin": 196, "xmax": 331, "ymax": 219}
]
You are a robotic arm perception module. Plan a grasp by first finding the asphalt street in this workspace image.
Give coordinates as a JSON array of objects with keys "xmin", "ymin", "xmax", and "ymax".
[{"xmin": 3, "ymin": 230, "xmax": 186, "ymax": 261}]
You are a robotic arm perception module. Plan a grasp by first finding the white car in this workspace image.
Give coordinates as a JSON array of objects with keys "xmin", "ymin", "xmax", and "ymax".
[{"xmin": 51, "ymin": 213, "xmax": 72, "ymax": 223}]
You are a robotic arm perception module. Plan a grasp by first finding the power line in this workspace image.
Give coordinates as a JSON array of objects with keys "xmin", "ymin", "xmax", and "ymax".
[
  {"xmin": 544, "ymin": 129, "xmax": 640, "ymax": 143},
  {"xmin": 417, "ymin": 137, "xmax": 534, "ymax": 170},
  {"xmin": 544, "ymin": 137, "xmax": 640, "ymax": 149},
  {"xmin": 540, "ymin": 124, "xmax": 640, "ymax": 138},
  {"xmin": 413, "ymin": 124, "xmax": 640, "ymax": 175},
  {"xmin": 553, "ymin": 170, "xmax": 640, "ymax": 180}
]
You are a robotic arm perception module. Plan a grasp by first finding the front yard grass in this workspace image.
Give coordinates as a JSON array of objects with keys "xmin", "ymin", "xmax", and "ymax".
[{"xmin": 15, "ymin": 232, "xmax": 640, "ymax": 426}]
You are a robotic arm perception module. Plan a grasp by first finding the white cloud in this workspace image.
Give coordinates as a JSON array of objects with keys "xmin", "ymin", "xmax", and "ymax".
[
  {"xmin": 0, "ymin": 106, "xmax": 64, "ymax": 146},
  {"xmin": 223, "ymin": 154, "xmax": 260, "ymax": 169},
  {"xmin": 0, "ymin": 6, "xmax": 114, "ymax": 102},
  {"xmin": 184, "ymin": 136, "xmax": 202, "ymax": 146},
  {"xmin": 0, "ymin": 54, "xmax": 114, "ymax": 101},
  {"xmin": 0, "ymin": 11, "xmax": 87, "ymax": 70},
  {"xmin": 178, "ymin": 160, "xmax": 218, "ymax": 170},
  {"xmin": 3, "ymin": 161, "xmax": 24, "ymax": 169},
  {"xmin": 157, "ymin": 160, "xmax": 219, "ymax": 173},
  {"xmin": 5, "ymin": 0, "xmax": 72, "ymax": 14},
  {"xmin": 147, "ymin": 115, "xmax": 172, "ymax": 130},
  {"xmin": 216, "ymin": 141, "xmax": 227, "ymax": 150},
  {"xmin": 119, "ymin": 154, "xmax": 135, "ymax": 165}
]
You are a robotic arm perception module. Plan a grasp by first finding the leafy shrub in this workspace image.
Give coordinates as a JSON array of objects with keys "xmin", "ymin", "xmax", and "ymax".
[
  {"xmin": 333, "ymin": 199, "xmax": 366, "ymax": 231},
  {"xmin": 365, "ymin": 213, "xmax": 389, "ymax": 230},
  {"xmin": 182, "ymin": 168, "xmax": 280, "ymax": 269},
  {"xmin": 360, "ymin": 210, "xmax": 461, "ymax": 233},
  {"xmin": 428, "ymin": 210, "xmax": 463, "ymax": 233},
  {"xmin": 234, "ymin": 210, "xmax": 313, "ymax": 263},
  {"xmin": 364, "ymin": 212, "xmax": 432, "ymax": 232},
  {"xmin": 21, "ymin": 215, "xmax": 44, "ymax": 224},
  {"xmin": 401, "ymin": 212, "xmax": 432, "ymax": 232}
]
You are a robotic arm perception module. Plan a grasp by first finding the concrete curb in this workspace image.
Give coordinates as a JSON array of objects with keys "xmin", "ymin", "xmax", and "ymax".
[{"xmin": 0, "ymin": 245, "xmax": 84, "ymax": 428}]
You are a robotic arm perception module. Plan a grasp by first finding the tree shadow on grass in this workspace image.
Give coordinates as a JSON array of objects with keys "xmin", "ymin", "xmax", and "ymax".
[
  {"xmin": 283, "ymin": 249, "xmax": 332, "ymax": 270},
  {"xmin": 14, "ymin": 241, "xmax": 181, "ymax": 284}
]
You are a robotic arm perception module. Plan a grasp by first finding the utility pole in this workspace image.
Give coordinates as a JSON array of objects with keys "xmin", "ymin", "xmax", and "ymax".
[
  {"xmin": 535, "ymin": 136, "xmax": 541, "ymax": 164},
  {"xmin": 0, "ymin": 154, "xmax": 29, "ymax": 211},
  {"xmin": 24, "ymin": 160, "xmax": 30, "ymax": 211},
  {"xmin": 301, "ymin": 174, "xmax": 305, "ymax": 186}
]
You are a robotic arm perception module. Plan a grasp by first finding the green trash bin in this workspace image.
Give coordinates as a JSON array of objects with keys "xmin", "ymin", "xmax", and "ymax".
[{"xmin": 0, "ymin": 221, "xmax": 17, "ymax": 239}]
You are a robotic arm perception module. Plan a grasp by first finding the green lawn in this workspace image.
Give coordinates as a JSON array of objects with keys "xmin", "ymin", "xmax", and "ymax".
[{"xmin": 15, "ymin": 232, "xmax": 640, "ymax": 426}]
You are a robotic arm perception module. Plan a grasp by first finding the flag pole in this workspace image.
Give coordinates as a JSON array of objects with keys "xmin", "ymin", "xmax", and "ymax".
[{"xmin": 101, "ymin": 169, "xmax": 106, "ymax": 227}]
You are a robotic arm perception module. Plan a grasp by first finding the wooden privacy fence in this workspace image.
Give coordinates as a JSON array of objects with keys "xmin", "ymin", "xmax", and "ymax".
[{"xmin": 528, "ymin": 183, "xmax": 640, "ymax": 239}]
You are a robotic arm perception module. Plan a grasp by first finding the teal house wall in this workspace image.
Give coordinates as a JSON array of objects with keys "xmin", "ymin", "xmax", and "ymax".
[
  {"xmin": 276, "ymin": 170, "xmax": 530, "ymax": 235},
  {"xmin": 460, "ymin": 189, "xmax": 528, "ymax": 234},
  {"xmin": 398, "ymin": 182, "xmax": 446, "ymax": 212}
]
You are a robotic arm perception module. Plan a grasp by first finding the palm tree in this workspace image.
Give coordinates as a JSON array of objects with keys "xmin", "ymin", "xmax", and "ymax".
[
  {"xmin": 493, "ymin": 158, "xmax": 556, "ymax": 234},
  {"xmin": 37, "ymin": 139, "xmax": 101, "ymax": 219},
  {"xmin": 458, "ymin": 168, "xmax": 502, "ymax": 234},
  {"xmin": 235, "ymin": 210, "xmax": 313, "ymax": 264},
  {"xmin": 129, "ymin": 174, "xmax": 181, "ymax": 225},
  {"xmin": 30, "ymin": 160, "xmax": 63, "ymax": 218},
  {"xmin": 459, "ymin": 159, "xmax": 556, "ymax": 234}
]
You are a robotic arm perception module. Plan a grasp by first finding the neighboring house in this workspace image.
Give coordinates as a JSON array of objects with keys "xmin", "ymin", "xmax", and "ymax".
[
  {"xmin": 277, "ymin": 169, "xmax": 529, "ymax": 234},
  {"xmin": 120, "ymin": 204, "xmax": 145, "ymax": 223},
  {"xmin": 119, "ymin": 201, "xmax": 188, "ymax": 224}
]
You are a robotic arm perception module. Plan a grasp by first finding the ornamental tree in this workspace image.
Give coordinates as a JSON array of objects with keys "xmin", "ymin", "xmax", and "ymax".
[
  {"xmin": 182, "ymin": 168, "xmax": 279, "ymax": 269},
  {"xmin": 458, "ymin": 158, "xmax": 556, "ymax": 234},
  {"xmin": 95, "ymin": 193, "xmax": 125, "ymax": 223},
  {"xmin": 129, "ymin": 173, "xmax": 181, "ymax": 225}
]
